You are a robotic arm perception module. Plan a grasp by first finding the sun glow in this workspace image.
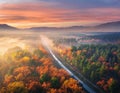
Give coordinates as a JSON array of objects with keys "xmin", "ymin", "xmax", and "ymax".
[{"xmin": 0, "ymin": 37, "xmax": 26, "ymax": 55}]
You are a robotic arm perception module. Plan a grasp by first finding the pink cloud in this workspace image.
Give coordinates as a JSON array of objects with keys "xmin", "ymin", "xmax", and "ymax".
[{"xmin": 0, "ymin": 3, "xmax": 120, "ymax": 25}]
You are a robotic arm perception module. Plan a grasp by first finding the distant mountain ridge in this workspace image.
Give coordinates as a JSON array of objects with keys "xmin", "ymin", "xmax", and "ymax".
[
  {"xmin": 0, "ymin": 24, "xmax": 18, "ymax": 30},
  {"xmin": 28, "ymin": 26, "xmax": 86, "ymax": 31},
  {"xmin": 95, "ymin": 21, "xmax": 120, "ymax": 29},
  {"xmin": 28, "ymin": 21, "xmax": 120, "ymax": 31},
  {"xmin": 0, "ymin": 21, "xmax": 120, "ymax": 31}
]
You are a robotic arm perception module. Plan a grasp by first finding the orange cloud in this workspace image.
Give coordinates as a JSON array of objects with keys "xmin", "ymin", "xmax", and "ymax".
[{"xmin": 0, "ymin": 3, "xmax": 120, "ymax": 27}]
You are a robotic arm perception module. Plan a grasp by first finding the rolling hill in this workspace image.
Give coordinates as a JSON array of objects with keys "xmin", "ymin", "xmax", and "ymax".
[{"xmin": 0, "ymin": 21, "xmax": 120, "ymax": 31}]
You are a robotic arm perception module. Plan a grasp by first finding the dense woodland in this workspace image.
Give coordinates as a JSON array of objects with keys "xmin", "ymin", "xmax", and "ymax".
[
  {"xmin": 55, "ymin": 44, "xmax": 120, "ymax": 93},
  {"xmin": 0, "ymin": 45, "xmax": 86, "ymax": 93},
  {"xmin": 87, "ymin": 32, "xmax": 120, "ymax": 43},
  {"xmin": 52, "ymin": 32, "xmax": 120, "ymax": 45}
]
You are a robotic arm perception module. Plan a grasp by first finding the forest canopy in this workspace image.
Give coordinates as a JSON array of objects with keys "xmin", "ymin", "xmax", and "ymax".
[{"xmin": 0, "ymin": 45, "xmax": 86, "ymax": 93}]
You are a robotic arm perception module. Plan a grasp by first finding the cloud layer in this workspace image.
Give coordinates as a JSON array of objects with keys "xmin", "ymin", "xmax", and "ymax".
[{"xmin": 0, "ymin": 0, "xmax": 120, "ymax": 27}]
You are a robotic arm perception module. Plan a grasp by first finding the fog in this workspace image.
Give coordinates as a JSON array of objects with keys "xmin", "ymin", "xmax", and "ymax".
[
  {"xmin": 0, "ymin": 30, "xmax": 44, "ymax": 55},
  {"xmin": 0, "ymin": 30, "xmax": 63, "ymax": 56},
  {"xmin": 0, "ymin": 29, "xmax": 119, "ymax": 55}
]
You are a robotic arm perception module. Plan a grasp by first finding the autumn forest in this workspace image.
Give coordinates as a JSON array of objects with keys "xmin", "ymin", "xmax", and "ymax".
[{"xmin": 0, "ymin": 43, "xmax": 86, "ymax": 93}]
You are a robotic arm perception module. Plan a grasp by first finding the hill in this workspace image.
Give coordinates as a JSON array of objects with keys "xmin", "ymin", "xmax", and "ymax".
[
  {"xmin": 1, "ymin": 21, "xmax": 120, "ymax": 31},
  {"xmin": 0, "ymin": 24, "xmax": 18, "ymax": 30},
  {"xmin": 28, "ymin": 21, "xmax": 120, "ymax": 31}
]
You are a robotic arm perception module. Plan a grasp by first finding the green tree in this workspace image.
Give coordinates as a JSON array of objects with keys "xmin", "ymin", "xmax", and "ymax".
[
  {"xmin": 71, "ymin": 46, "xmax": 77, "ymax": 52},
  {"xmin": 40, "ymin": 73, "xmax": 50, "ymax": 83},
  {"xmin": 51, "ymin": 77, "xmax": 60, "ymax": 88}
]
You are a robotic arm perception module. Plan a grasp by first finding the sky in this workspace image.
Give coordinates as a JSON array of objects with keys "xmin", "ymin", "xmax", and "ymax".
[{"xmin": 0, "ymin": 0, "xmax": 120, "ymax": 28}]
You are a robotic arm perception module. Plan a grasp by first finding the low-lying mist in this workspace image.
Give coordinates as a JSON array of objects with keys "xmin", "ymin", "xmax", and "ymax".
[
  {"xmin": 0, "ymin": 30, "xmax": 43, "ymax": 55},
  {"xmin": 0, "ymin": 29, "xmax": 120, "ymax": 55}
]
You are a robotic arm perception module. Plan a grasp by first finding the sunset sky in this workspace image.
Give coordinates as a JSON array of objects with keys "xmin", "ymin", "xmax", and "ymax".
[{"xmin": 0, "ymin": 0, "xmax": 120, "ymax": 28}]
